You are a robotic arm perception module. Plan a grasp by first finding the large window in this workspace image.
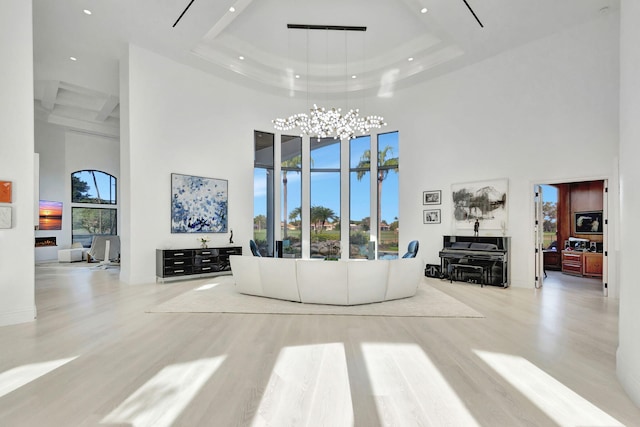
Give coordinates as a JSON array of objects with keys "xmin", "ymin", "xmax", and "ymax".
[
  {"xmin": 542, "ymin": 184, "xmax": 558, "ymax": 248},
  {"xmin": 281, "ymin": 135, "xmax": 302, "ymax": 258},
  {"xmin": 252, "ymin": 130, "xmax": 399, "ymax": 260},
  {"xmin": 377, "ymin": 132, "xmax": 399, "ymax": 259},
  {"xmin": 72, "ymin": 207, "xmax": 117, "ymax": 247},
  {"xmin": 310, "ymin": 138, "xmax": 341, "ymax": 259},
  {"xmin": 72, "ymin": 170, "xmax": 117, "ymax": 204},
  {"xmin": 71, "ymin": 170, "xmax": 118, "ymax": 247},
  {"xmin": 350, "ymin": 136, "xmax": 371, "ymax": 259},
  {"xmin": 254, "ymin": 131, "xmax": 275, "ymax": 256}
]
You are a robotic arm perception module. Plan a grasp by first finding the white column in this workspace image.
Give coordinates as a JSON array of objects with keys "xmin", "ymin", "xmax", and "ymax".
[
  {"xmin": 0, "ymin": 0, "xmax": 36, "ymax": 325},
  {"xmin": 618, "ymin": 0, "xmax": 640, "ymax": 406}
]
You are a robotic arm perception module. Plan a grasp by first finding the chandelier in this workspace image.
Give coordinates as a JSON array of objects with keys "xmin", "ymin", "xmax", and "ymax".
[
  {"xmin": 273, "ymin": 104, "xmax": 385, "ymax": 140},
  {"xmin": 273, "ymin": 24, "xmax": 386, "ymax": 140}
]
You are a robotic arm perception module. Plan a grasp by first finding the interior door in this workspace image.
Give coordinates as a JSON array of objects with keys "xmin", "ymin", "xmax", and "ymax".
[
  {"xmin": 602, "ymin": 179, "xmax": 609, "ymax": 297},
  {"xmin": 534, "ymin": 185, "xmax": 544, "ymax": 288}
]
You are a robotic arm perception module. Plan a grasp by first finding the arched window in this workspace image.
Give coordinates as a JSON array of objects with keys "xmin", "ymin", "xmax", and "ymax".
[
  {"xmin": 71, "ymin": 170, "xmax": 117, "ymax": 247},
  {"xmin": 71, "ymin": 170, "xmax": 117, "ymax": 204}
]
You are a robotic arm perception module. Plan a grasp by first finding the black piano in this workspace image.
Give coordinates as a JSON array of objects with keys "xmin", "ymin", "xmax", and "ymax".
[{"xmin": 439, "ymin": 235, "xmax": 510, "ymax": 288}]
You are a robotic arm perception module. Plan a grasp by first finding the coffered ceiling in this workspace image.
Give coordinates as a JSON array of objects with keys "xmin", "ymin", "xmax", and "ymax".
[{"xmin": 32, "ymin": 0, "xmax": 619, "ymax": 137}]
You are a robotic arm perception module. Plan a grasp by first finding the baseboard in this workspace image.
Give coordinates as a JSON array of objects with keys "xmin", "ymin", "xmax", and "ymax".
[
  {"xmin": 617, "ymin": 347, "xmax": 640, "ymax": 407},
  {"xmin": 0, "ymin": 305, "xmax": 36, "ymax": 326}
]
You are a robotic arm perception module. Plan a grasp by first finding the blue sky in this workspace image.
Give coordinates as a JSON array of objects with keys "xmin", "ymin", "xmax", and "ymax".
[
  {"xmin": 541, "ymin": 184, "xmax": 558, "ymax": 204},
  {"xmin": 254, "ymin": 132, "xmax": 399, "ymax": 224}
]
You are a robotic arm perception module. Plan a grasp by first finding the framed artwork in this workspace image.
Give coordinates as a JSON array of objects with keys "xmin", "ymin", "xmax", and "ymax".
[
  {"xmin": 171, "ymin": 173, "xmax": 228, "ymax": 233},
  {"xmin": 0, "ymin": 206, "xmax": 11, "ymax": 229},
  {"xmin": 452, "ymin": 178, "xmax": 508, "ymax": 230},
  {"xmin": 0, "ymin": 181, "xmax": 11, "ymax": 203},
  {"xmin": 423, "ymin": 209, "xmax": 441, "ymax": 224},
  {"xmin": 39, "ymin": 200, "xmax": 63, "ymax": 230},
  {"xmin": 423, "ymin": 190, "xmax": 441, "ymax": 205},
  {"xmin": 575, "ymin": 211, "xmax": 603, "ymax": 234}
]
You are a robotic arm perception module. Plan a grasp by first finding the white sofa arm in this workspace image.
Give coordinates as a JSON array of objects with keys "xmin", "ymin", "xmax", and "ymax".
[
  {"xmin": 230, "ymin": 255, "xmax": 263, "ymax": 297},
  {"xmin": 385, "ymin": 258, "xmax": 423, "ymax": 301},
  {"xmin": 259, "ymin": 258, "xmax": 300, "ymax": 302}
]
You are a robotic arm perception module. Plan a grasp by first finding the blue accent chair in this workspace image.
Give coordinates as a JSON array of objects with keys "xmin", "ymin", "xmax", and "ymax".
[
  {"xmin": 250, "ymin": 239, "xmax": 262, "ymax": 257},
  {"xmin": 402, "ymin": 240, "xmax": 419, "ymax": 258}
]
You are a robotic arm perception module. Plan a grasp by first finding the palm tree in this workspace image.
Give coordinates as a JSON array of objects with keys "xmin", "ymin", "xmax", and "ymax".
[
  {"xmin": 356, "ymin": 145, "xmax": 398, "ymax": 243},
  {"xmin": 310, "ymin": 205, "xmax": 336, "ymax": 234},
  {"xmin": 281, "ymin": 155, "xmax": 302, "ymax": 239},
  {"xmin": 288, "ymin": 206, "xmax": 302, "ymax": 227},
  {"xmin": 254, "ymin": 214, "xmax": 266, "ymax": 231}
]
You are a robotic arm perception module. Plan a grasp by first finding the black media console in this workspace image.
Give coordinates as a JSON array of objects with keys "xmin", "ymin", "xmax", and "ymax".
[{"xmin": 155, "ymin": 246, "xmax": 242, "ymax": 282}]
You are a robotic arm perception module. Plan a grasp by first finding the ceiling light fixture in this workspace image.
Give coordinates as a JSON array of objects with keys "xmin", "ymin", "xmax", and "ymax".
[
  {"xmin": 421, "ymin": 7, "xmax": 428, "ymax": 14},
  {"xmin": 69, "ymin": 56, "xmax": 77, "ymax": 61},
  {"xmin": 408, "ymin": 57, "xmax": 414, "ymax": 61},
  {"xmin": 229, "ymin": 6, "xmax": 236, "ymax": 12},
  {"xmin": 273, "ymin": 24, "xmax": 386, "ymax": 140},
  {"xmin": 83, "ymin": 9, "xmax": 92, "ymax": 15},
  {"xmin": 239, "ymin": 55, "xmax": 245, "ymax": 60}
]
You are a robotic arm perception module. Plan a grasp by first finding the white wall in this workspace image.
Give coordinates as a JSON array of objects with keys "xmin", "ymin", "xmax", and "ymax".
[
  {"xmin": 121, "ymin": 13, "xmax": 620, "ymax": 289},
  {"xmin": 381, "ymin": 13, "xmax": 620, "ymax": 290},
  {"xmin": 0, "ymin": 0, "xmax": 36, "ymax": 325},
  {"xmin": 34, "ymin": 122, "xmax": 120, "ymax": 262},
  {"xmin": 617, "ymin": 0, "xmax": 640, "ymax": 408},
  {"xmin": 121, "ymin": 45, "xmax": 289, "ymax": 284},
  {"xmin": 34, "ymin": 120, "xmax": 66, "ymax": 261}
]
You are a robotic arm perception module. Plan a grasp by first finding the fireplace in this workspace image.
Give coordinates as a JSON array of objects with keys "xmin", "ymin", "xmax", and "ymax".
[{"xmin": 35, "ymin": 237, "xmax": 57, "ymax": 247}]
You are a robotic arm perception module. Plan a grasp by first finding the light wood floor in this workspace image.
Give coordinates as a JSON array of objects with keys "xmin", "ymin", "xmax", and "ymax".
[{"xmin": 1, "ymin": 264, "xmax": 639, "ymax": 426}]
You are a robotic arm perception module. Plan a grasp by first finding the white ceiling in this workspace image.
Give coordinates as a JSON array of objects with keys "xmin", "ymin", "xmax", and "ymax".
[{"xmin": 32, "ymin": 0, "xmax": 619, "ymax": 137}]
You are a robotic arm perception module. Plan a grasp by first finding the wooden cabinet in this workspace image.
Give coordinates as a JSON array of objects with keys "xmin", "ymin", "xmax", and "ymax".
[
  {"xmin": 561, "ymin": 251, "xmax": 583, "ymax": 276},
  {"xmin": 543, "ymin": 250, "xmax": 561, "ymax": 270},
  {"xmin": 561, "ymin": 251, "xmax": 603, "ymax": 278},
  {"xmin": 583, "ymin": 252, "xmax": 603, "ymax": 278},
  {"xmin": 156, "ymin": 246, "xmax": 242, "ymax": 282}
]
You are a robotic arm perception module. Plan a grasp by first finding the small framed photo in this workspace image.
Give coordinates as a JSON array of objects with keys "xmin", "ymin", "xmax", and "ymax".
[
  {"xmin": 423, "ymin": 190, "xmax": 441, "ymax": 205},
  {"xmin": 423, "ymin": 209, "xmax": 441, "ymax": 224}
]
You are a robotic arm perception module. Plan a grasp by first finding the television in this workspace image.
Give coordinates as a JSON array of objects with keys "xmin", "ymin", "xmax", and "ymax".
[{"xmin": 575, "ymin": 211, "xmax": 603, "ymax": 234}]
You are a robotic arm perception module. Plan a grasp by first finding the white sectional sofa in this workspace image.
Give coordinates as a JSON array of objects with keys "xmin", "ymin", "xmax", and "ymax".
[{"xmin": 229, "ymin": 256, "xmax": 423, "ymax": 305}]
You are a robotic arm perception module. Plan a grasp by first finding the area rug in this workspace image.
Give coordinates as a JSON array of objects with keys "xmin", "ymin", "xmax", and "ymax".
[{"xmin": 148, "ymin": 276, "xmax": 483, "ymax": 318}]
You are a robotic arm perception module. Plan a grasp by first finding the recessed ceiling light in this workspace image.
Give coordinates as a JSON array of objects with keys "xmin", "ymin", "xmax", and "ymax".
[
  {"xmin": 351, "ymin": 75, "xmax": 357, "ymax": 79},
  {"xmin": 69, "ymin": 56, "xmax": 77, "ymax": 61},
  {"xmin": 421, "ymin": 7, "xmax": 428, "ymax": 14},
  {"xmin": 295, "ymin": 75, "xmax": 300, "ymax": 79},
  {"xmin": 229, "ymin": 6, "xmax": 236, "ymax": 12},
  {"xmin": 408, "ymin": 57, "xmax": 414, "ymax": 62},
  {"xmin": 239, "ymin": 56, "xmax": 245, "ymax": 60},
  {"xmin": 83, "ymin": 9, "xmax": 92, "ymax": 15}
]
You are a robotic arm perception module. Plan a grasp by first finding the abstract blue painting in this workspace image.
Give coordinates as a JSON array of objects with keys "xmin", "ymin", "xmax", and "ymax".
[{"xmin": 171, "ymin": 173, "xmax": 228, "ymax": 233}]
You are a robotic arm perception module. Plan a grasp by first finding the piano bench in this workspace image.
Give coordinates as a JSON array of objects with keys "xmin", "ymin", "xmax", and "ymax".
[{"xmin": 450, "ymin": 264, "xmax": 487, "ymax": 286}]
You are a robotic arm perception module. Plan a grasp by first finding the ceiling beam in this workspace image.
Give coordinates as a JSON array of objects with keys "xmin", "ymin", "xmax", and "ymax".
[
  {"xmin": 41, "ymin": 80, "xmax": 60, "ymax": 111},
  {"xmin": 95, "ymin": 95, "xmax": 119, "ymax": 122},
  {"xmin": 48, "ymin": 114, "xmax": 119, "ymax": 139}
]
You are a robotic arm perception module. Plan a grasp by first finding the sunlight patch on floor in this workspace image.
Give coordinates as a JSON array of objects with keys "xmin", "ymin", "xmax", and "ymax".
[
  {"xmin": 474, "ymin": 350, "xmax": 623, "ymax": 426},
  {"xmin": 101, "ymin": 356, "xmax": 226, "ymax": 427},
  {"xmin": 0, "ymin": 356, "xmax": 78, "ymax": 398},
  {"xmin": 253, "ymin": 343, "xmax": 353, "ymax": 426},
  {"xmin": 361, "ymin": 343, "xmax": 480, "ymax": 426},
  {"xmin": 195, "ymin": 282, "xmax": 222, "ymax": 291}
]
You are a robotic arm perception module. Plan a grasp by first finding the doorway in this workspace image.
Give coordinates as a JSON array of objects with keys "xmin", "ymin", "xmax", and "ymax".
[{"xmin": 534, "ymin": 179, "xmax": 608, "ymax": 296}]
